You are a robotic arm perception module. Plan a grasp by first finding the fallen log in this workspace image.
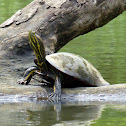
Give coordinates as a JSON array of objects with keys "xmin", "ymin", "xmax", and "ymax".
[
  {"xmin": 0, "ymin": 0, "xmax": 126, "ymax": 57},
  {"xmin": 0, "ymin": 83, "xmax": 126, "ymax": 103}
]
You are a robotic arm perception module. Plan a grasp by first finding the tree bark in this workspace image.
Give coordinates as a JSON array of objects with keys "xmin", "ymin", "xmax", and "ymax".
[{"xmin": 0, "ymin": 0, "xmax": 126, "ymax": 57}]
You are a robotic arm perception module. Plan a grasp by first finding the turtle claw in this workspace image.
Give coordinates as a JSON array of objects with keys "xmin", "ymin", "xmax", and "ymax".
[
  {"xmin": 17, "ymin": 79, "xmax": 27, "ymax": 85},
  {"xmin": 48, "ymin": 92, "xmax": 61, "ymax": 103},
  {"xmin": 48, "ymin": 76, "xmax": 61, "ymax": 103}
]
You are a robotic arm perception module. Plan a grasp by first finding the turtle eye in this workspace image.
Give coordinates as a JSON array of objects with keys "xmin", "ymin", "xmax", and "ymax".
[{"xmin": 34, "ymin": 59, "xmax": 38, "ymax": 66}]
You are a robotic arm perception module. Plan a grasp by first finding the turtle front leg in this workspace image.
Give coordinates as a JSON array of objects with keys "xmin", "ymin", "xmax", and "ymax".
[
  {"xmin": 17, "ymin": 66, "xmax": 39, "ymax": 85},
  {"xmin": 49, "ymin": 76, "xmax": 61, "ymax": 102}
]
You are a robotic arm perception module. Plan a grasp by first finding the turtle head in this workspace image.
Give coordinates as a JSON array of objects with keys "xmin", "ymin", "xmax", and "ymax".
[{"xmin": 29, "ymin": 31, "xmax": 47, "ymax": 70}]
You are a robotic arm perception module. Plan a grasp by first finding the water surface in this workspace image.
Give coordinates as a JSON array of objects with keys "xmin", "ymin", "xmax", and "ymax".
[{"xmin": 0, "ymin": 0, "xmax": 126, "ymax": 126}]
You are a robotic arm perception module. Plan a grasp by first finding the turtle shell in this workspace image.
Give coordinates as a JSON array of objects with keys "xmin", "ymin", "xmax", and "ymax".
[{"xmin": 46, "ymin": 52, "xmax": 109, "ymax": 86}]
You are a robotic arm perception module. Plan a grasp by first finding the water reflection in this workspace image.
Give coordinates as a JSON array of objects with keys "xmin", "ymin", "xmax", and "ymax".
[{"xmin": 0, "ymin": 102, "xmax": 104, "ymax": 126}]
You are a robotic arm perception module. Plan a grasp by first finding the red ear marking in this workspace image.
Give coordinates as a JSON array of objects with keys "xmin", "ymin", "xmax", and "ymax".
[{"xmin": 34, "ymin": 59, "xmax": 38, "ymax": 66}]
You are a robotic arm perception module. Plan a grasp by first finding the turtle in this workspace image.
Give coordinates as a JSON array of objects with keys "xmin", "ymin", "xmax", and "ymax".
[{"xmin": 18, "ymin": 31, "xmax": 109, "ymax": 101}]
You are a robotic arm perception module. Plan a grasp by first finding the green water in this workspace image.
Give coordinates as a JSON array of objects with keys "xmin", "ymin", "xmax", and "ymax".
[
  {"xmin": 0, "ymin": 0, "xmax": 126, "ymax": 126},
  {"xmin": 60, "ymin": 12, "xmax": 126, "ymax": 85}
]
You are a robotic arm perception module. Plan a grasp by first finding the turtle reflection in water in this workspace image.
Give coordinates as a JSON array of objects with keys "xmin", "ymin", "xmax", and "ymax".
[{"xmin": 18, "ymin": 31, "xmax": 109, "ymax": 101}]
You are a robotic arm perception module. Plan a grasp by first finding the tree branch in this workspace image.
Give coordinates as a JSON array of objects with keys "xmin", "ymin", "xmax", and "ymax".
[{"xmin": 0, "ymin": 0, "xmax": 126, "ymax": 57}]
